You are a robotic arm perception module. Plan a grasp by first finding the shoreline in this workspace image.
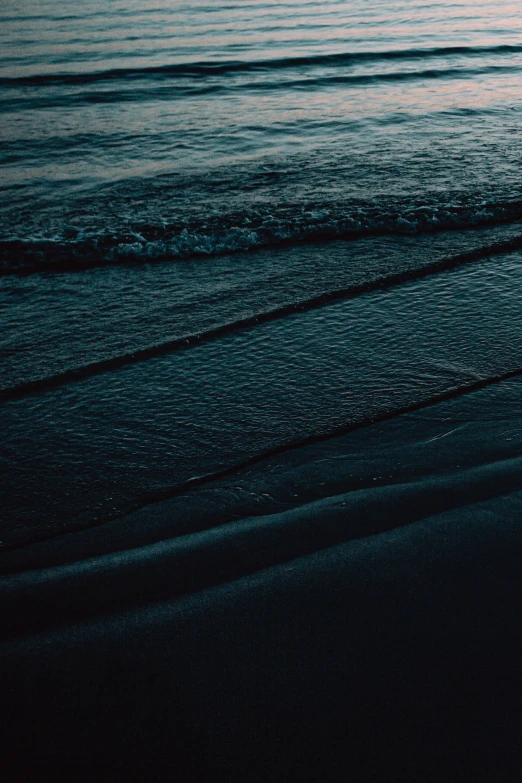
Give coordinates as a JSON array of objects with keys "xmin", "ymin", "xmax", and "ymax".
[{"xmin": 3, "ymin": 370, "xmax": 521, "ymax": 576}]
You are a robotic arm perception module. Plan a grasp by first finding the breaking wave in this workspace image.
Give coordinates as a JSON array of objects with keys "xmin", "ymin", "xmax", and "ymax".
[{"xmin": 3, "ymin": 196, "xmax": 522, "ymax": 274}]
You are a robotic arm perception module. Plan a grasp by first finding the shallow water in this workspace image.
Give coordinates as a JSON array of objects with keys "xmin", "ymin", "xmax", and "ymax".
[{"xmin": 2, "ymin": 247, "xmax": 522, "ymax": 544}]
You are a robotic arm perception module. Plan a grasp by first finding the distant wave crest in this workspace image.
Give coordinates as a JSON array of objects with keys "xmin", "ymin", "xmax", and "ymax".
[{"xmin": 2, "ymin": 43, "xmax": 522, "ymax": 87}]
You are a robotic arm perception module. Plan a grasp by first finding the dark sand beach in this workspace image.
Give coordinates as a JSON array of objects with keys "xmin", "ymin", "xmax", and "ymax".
[{"xmin": 1, "ymin": 372, "xmax": 521, "ymax": 780}]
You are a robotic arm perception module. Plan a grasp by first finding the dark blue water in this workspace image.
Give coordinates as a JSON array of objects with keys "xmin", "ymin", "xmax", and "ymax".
[{"xmin": 2, "ymin": 0, "xmax": 522, "ymax": 546}]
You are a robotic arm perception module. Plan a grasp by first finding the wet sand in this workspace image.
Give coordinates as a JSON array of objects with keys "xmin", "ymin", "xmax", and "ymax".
[{"xmin": 1, "ymin": 377, "xmax": 520, "ymax": 781}]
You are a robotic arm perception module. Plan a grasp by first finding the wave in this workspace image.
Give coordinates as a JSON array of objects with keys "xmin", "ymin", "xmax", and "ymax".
[
  {"xmin": 2, "ymin": 64, "xmax": 516, "ymax": 109},
  {"xmin": 2, "ymin": 43, "xmax": 522, "ymax": 87},
  {"xmin": 1, "ymin": 451, "xmax": 521, "ymax": 636},
  {"xmin": 3, "ymin": 232, "xmax": 522, "ymax": 401},
  {"xmin": 3, "ymin": 198, "xmax": 522, "ymax": 275}
]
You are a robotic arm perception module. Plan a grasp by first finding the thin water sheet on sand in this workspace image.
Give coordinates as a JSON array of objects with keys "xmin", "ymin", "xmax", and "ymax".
[{"xmin": 3, "ymin": 238, "xmax": 522, "ymax": 547}]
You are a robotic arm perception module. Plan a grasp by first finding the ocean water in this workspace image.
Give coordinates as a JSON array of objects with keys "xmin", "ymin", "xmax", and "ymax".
[
  {"xmin": 2, "ymin": 0, "xmax": 522, "ymax": 546},
  {"xmin": 3, "ymin": 0, "xmax": 522, "ymax": 269}
]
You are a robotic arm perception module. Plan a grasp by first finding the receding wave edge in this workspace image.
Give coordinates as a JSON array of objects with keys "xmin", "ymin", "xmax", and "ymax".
[{"xmin": 3, "ymin": 234, "xmax": 522, "ymax": 401}]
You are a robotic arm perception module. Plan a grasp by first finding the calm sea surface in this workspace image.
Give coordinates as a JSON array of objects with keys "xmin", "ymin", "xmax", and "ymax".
[{"xmin": 2, "ymin": 1, "xmax": 522, "ymax": 545}]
